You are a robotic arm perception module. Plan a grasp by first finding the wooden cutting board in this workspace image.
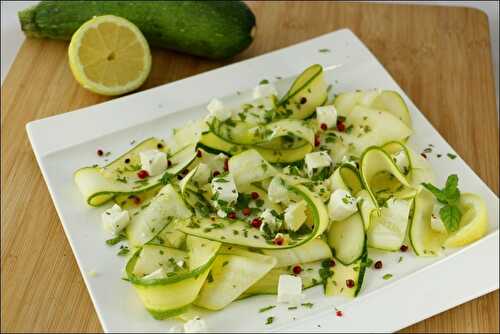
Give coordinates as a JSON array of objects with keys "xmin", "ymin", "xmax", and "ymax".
[{"xmin": 1, "ymin": 2, "xmax": 498, "ymax": 332}]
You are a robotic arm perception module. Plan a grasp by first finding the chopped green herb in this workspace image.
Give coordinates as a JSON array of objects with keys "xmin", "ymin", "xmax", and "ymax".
[
  {"xmin": 447, "ymin": 153, "xmax": 457, "ymax": 160},
  {"xmin": 116, "ymin": 176, "xmax": 128, "ymax": 183},
  {"xmin": 383, "ymin": 273, "xmax": 393, "ymax": 280},
  {"xmin": 117, "ymin": 247, "xmax": 129, "ymax": 256},
  {"xmin": 105, "ymin": 234, "xmax": 126, "ymax": 246},
  {"xmin": 259, "ymin": 79, "xmax": 270, "ymax": 85},
  {"xmin": 398, "ymin": 256, "xmax": 403, "ymax": 263},
  {"xmin": 265, "ymin": 316, "xmax": 275, "ymax": 325},
  {"xmin": 288, "ymin": 306, "xmax": 298, "ymax": 310},
  {"xmin": 259, "ymin": 305, "xmax": 275, "ymax": 313},
  {"xmin": 318, "ymin": 48, "xmax": 331, "ymax": 53},
  {"xmin": 301, "ymin": 302, "xmax": 314, "ymax": 308}
]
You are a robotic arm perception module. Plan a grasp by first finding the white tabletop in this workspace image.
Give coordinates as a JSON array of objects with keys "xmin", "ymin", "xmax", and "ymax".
[{"xmin": 2, "ymin": 1, "xmax": 498, "ymax": 107}]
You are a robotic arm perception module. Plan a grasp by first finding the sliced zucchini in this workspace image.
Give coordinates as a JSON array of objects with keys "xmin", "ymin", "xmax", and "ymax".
[
  {"xmin": 131, "ymin": 244, "xmax": 188, "ymax": 277},
  {"xmin": 367, "ymin": 197, "xmax": 412, "ymax": 251},
  {"xmin": 179, "ymin": 166, "xmax": 213, "ymax": 217},
  {"xmin": 360, "ymin": 146, "xmax": 411, "ymax": 210},
  {"xmin": 262, "ymin": 238, "xmax": 332, "ymax": 267},
  {"xmin": 277, "ymin": 64, "xmax": 328, "ymax": 119},
  {"xmin": 127, "ymin": 184, "xmax": 192, "ymax": 247},
  {"xmin": 409, "ymin": 188, "xmax": 446, "ymax": 256},
  {"xmin": 125, "ymin": 236, "xmax": 220, "ymax": 319},
  {"xmin": 199, "ymin": 132, "xmax": 313, "ymax": 163},
  {"xmin": 328, "ymin": 163, "xmax": 363, "ymax": 195},
  {"xmin": 357, "ymin": 189, "xmax": 376, "ymax": 230},
  {"xmin": 324, "ymin": 251, "xmax": 367, "ymax": 297},
  {"xmin": 168, "ymin": 119, "xmax": 207, "ymax": 153},
  {"xmin": 338, "ymin": 106, "xmax": 412, "ymax": 157},
  {"xmin": 327, "ymin": 213, "xmax": 366, "ymax": 265},
  {"xmin": 241, "ymin": 260, "xmax": 324, "ymax": 298},
  {"xmin": 150, "ymin": 219, "xmax": 186, "ymax": 249},
  {"xmin": 209, "ymin": 118, "xmax": 314, "ymax": 146},
  {"xmin": 444, "ymin": 193, "xmax": 489, "ymax": 248},
  {"xmin": 178, "ymin": 184, "xmax": 329, "ymax": 249},
  {"xmin": 74, "ymin": 140, "xmax": 196, "ymax": 206},
  {"xmin": 334, "ymin": 90, "xmax": 411, "ymax": 127},
  {"xmin": 195, "ymin": 252, "xmax": 276, "ymax": 310}
]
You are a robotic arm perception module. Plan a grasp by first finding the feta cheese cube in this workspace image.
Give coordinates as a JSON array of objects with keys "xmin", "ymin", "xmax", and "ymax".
[
  {"xmin": 252, "ymin": 83, "xmax": 278, "ymax": 99},
  {"xmin": 143, "ymin": 267, "xmax": 166, "ymax": 280},
  {"xmin": 391, "ymin": 150, "xmax": 409, "ymax": 173},
  {"xmin": 316, "ymin": 105, "xmax": 338, "ymax": 128},
  {"xmin": 430, "ymin": 204, "xmax": 447, "ymax": 233},
  {"xmin": 328, "ymin": 189, "xmax": 358, "ymax": 221},
  {"xmin": 102, "ymin": 204, "xmax": 130, "ymax": 234},
  {"xmin": 217, "ymin": 209, "xmax": 227, "ymax": 218},
  {"xmin": 277, "ymin": 274, "xmax": 303, "ymax": 305},
  {"xmin": 184, "ymin": 317, "xmax": 207, "ymax": 333},
  {"xmin": 139, "ymin": 149, "xmax": 168, "ymax": 176},
  {"xmin": 305, "ymin": 151, "xmax": 332, "ymax": 176},
  {"xmin": 259, "ymin": 208, "xmax": 282, "ymax": 233},
  {"xmin": 211, "ymin": 172, "xmax": 238, "ymax": 203},
  {"xmin": 193, "ymin": 163, "xmax": 211, "ymax": 185},
  {"xmin": 207, "ymin": 98, "xmax": 231, "ymax": 121},
  {"xmin": 284, "ymin": 200, "xmax": 307, "ymax": 231},
  {"xmin": 200, "ymin": 152, "xmax": 227, "ymax": 174},
  {"xmin": 268, "ymin": 176, "xmax": 289, "ymax": 204}
]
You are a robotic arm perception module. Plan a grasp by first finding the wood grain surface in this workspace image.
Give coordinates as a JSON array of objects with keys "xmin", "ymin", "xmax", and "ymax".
[{"xmin": 1, "ymin": 2, "xmax": 498, "ymax": 332}]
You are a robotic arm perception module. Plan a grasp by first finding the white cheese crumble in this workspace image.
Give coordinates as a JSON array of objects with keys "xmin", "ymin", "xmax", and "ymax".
[
  {"xmin": 139, "ymin": 149, "xmax": 168, "ymax": 176},
  {"xmin": 277, "ymin": 274, "xmax": 303, "ymax": 305},
  {"xmin": 284, "ymin": 200, "xmax": 308, "ymax": 232},
  {"xmin": 200, "ymin": 152, "xmax": 227, "ymax": 174},
  {"xmin": 305, "ymin": 151, "xmax": 332, "ymax": 176},
  {"xmin": 252, "ymin": 83, "xmax": 278, "ymax": 99},
  {"xmin": 316, "ymin": 105, "xmax": 338, "ymax": 128},
  {"xmin": 207, "ymin": 98, "xmax": 231, "ymax": 121},
  {"xmin": 267, "ymin": 176, "xmax": 289, "ymax": 204},
  {"xmin": 328, "ymin": 189, "xmax": 358, "ymax": 221},
  {"xmin": 211, "ymin": 172, "xmax": 238, "ymax": 204},
  {"xmin": 192, "ymin": 163, "xmax": 211, "ymax": 185},
  {"xmin": 259, "ymin": 208, "xmax": 282, "ymax": 234},
  {"xmin": 142, "ymin": 267, "xmax": 166, "ymax": 280},
  {"xmin": 102, "ymin": 204, "xmax": 130, "ymax": 234}
]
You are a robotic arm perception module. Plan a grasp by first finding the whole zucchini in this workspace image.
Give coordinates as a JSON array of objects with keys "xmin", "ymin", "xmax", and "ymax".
[{"xmin": 18, "ymin": 1, "xmax": 256, "ymax": 59}]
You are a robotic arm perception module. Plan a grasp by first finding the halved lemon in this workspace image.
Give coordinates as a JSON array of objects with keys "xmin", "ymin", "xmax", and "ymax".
[
  {"xmin": 68, "ymin": 15, "xmax": 151, "ymax": 96},
  {"xmin": 444, "ymin": 193, "xmax": 489, "ymax": 248}
]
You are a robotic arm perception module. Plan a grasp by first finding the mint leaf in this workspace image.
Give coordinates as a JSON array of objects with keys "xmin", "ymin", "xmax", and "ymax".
[
  {"xmin": 440, "ymin": 205, "xmax": 461, "ymax": 232},
  {"xmin": 444, "ymin": 174, "xmax": 460, "ymax": 204},
  {"xmin": 445, "ymin": 174, "xmax": 458, "ymax": 191},
  {"xmin": 422, "ymin": 174, "xmax": 461, "ymax": 205},
  {"xmin": 421, "ymin": 182, "xmax": 447, "ymax": 203}
]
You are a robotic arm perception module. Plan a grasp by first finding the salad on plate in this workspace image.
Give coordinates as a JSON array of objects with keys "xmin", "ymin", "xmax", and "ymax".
[{"xmin": 74, "ymin": 64, "xmax": 489, "ymax": 330}]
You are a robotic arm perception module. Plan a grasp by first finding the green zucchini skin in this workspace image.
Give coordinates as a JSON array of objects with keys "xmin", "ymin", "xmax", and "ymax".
[{"xmin": 18, "ymin": 1, "xmax": 256, "ymax": 59}]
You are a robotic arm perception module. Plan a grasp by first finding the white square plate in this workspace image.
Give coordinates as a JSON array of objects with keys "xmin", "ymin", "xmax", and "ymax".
[{"xmin": 26, "ymin": 29, "xmax": 499, "ymax": 333}]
